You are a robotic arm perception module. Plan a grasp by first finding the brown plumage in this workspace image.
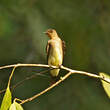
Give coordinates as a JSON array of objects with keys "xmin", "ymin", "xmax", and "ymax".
[{"xmin": 45, "ymin": 29, "xmax": 65, "ymax": 77}]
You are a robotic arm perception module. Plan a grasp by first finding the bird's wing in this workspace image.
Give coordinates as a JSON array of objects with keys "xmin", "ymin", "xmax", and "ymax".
[
  {"xmin": 62, "ymin": 40, "xmax": 66, "ymax": 56},
  {"xmin": 46, "ymin": 41, "xmax": 51, "ymax": 61}
]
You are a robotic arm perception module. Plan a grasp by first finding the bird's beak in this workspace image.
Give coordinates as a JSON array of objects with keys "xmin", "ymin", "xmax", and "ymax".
[
  {"xmin": 43, "ymin": 31, "xmax": 49, "ymax": 36},
  {"xmin": 43, "ymin": 31, "xmax": 47, "ymax": 34}
]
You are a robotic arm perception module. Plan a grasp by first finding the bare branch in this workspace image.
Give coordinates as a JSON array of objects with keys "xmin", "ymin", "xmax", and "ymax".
[
  {"xmin": 0, "ymin": 68, "xmax": 51, "ymax": 94},
  {"xmin": 8, "ymin": 66, "xmax": 17, "ymax": 87},
  {"xmin": 0, "ymin": 63, "xmax": 110, "ymax": 105},
  {"xmin": 0, "ymin": 63, "xmax": 56, "ymax": 70},
  {"xmin": 20, "ymin": 72, "xmax": 72, "ymax": 105},
  {"xmin": 60, "ymin": 65, "xmax": 110, "ymax": 84}
]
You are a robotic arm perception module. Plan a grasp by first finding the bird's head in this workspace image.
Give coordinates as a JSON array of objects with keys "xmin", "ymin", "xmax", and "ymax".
[{"xmin": 45, "ymin": 29, "xmax": 58, "ymax": 39}]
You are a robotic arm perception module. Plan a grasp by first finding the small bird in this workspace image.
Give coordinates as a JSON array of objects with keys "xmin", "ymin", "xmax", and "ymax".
[{"xmin": 45, "ymin": 29, "xmax": 65, "ymax": 77}]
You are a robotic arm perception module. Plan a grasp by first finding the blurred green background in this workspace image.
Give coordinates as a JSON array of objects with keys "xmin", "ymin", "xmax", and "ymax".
[{"xmin": 0, "ymin": 0, "xmax": 110, "ymax": 110}]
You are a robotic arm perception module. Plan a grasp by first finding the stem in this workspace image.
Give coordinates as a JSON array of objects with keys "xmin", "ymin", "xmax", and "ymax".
[{"xmin": 20, "ymin": 72, "xmax": 72, "ymax": 104}]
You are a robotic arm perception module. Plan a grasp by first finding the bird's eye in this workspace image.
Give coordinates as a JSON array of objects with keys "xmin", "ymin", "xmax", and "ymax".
[{"xmin": 49, "ymin": 30, "xmax": 53, "ymax": 33}]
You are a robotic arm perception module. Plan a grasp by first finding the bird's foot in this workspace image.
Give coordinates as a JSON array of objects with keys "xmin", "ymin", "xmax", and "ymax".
[{"xmin": 58, "ymin": 64, "xmax": 62, "ymax": 69}]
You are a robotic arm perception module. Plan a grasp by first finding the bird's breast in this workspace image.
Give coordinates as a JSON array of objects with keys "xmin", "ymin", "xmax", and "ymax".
[{"xmin": 48, "ymin": 45, "xmax": 63, "ymax": 66}]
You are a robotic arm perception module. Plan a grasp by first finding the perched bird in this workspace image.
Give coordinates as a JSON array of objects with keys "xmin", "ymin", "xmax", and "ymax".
[{"xmin": 45, "ymin": 29, "xmax": 65, "ymax": 77}]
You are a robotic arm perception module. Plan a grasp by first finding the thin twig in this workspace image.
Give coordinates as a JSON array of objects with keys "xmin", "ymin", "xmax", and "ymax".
[
  {"xmin": 0, "ymin": 64, "xmax": 56, "ymax": 70},
  {"xmin": 11, "ymin": 68, "xmax": 51, "ymax": 92},
  {"xmin": 8, "ymin": 66, "xmax": 17, "ymax": 87},
  {"xmin": 20, "ymin": 72, "xmax": 72, "ymax": 105},
  {"xmin": 60, "ymin": 65, "xmax": 110, "ymax": 83},
  {"xmin": 0, "ymin": 68, "xmax": 51, "ymax": 94}
]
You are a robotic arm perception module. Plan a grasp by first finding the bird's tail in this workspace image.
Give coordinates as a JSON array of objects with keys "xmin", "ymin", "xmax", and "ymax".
[{"xmin": 50, "ymin": 69, "xmax": 60, "ymax": 77}]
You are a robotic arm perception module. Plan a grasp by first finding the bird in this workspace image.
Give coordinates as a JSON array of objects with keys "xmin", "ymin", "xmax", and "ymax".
[{"xmin": 45, "ymin": 29, "xmax": 65, "ymax": 77}]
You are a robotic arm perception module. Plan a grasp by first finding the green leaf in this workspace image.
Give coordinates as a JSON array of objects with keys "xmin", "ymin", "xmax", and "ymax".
[
  {"xmin": 100, "ymin": 72, "xmax": 110, "ymax": 98},
  {"xmin": 0, "ymin": 86, "xmax": 12, "ymax": 110},
  {"xmin": 9, "ymin": 103, "xmax": 16, "ymax": 110},
  {"xmin": 9, "ymin": 102, "xmax": 24, "ymax": 110}
]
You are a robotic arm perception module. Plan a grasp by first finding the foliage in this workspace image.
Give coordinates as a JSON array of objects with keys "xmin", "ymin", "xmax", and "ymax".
[
  {"xmin": 0, "ymin": 86, "xmax": 11, "ymax": 110},
  {"xmin": 100, "ymin": 73, "xmax": 110, "ymax": 98},
  {"xmin": 9, "ymin": 101, "xmax": 24, "ymax": 110}
]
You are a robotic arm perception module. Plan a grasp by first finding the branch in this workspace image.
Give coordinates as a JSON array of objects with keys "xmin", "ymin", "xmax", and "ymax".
[
  {"xmin": 0, "ymin": 63, "xmax": 109, "ymax": 83},
  {"xmin": 0, "ymin": 68, "xmax": 51, "ymax": 94},
  {"xmin": 0, "ymin": 63, "xmax": 56, "ymax": 70},
  {"xmin": 20, "ymin": 72, "xmax": 72, "ymax": 104},
  {"xmin": 60, "ymin": 65, "xmax": 110, "ymax": 84},
  {"xmin": 0, "ymin": 63, "xmax": 110, "ymax": 105}
]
